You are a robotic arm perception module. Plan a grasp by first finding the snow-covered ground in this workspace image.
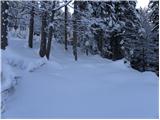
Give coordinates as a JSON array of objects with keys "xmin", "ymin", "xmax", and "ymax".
[{"xmin": 1, "ymin": 34, "xmax": 159, "ymax": 119}]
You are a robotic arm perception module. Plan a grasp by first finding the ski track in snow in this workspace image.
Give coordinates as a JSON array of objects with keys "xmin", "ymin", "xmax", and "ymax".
[{"xmin": 1, "ymin": 37, "xmax": 159, "ymax": 119}]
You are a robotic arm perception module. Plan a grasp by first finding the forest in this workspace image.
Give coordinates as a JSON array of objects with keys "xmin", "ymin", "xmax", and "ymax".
[{"xmin": 1, "ymin": 0, "xmax": 159, "ymax": 119}]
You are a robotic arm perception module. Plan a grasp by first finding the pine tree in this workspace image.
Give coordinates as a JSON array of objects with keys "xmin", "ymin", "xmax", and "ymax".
[
  {"xmin": 101, "ymin": 1, "xmax": 123, "ymax": 60},
  {"xmin": 90, "ymin": 1, "xmax": 104, "ymax": 55},
  {"xmin": 110, "ymin": 1, "xmax": 126, "ymax": 60},
  {"xmin": 120, "ymin": 2, "xmax": 141, "ymax": 66},
  {"xmin": 90, "ymin": 1, "xmax": 120, "ymax": 59},
  {"xmin": 1, "ymin": 1, "xmax": 9, "ymax": 50},
  {"xmin": 136, "ymin": 8, "xmax": 152, "ymax": 71},
  {"xmin": 148, "ymin": 0, "xmax": 159, "ymax": 74},
  {"xmin": 75, "ymin": 1, "xmax": 93, "ymax": 55}
]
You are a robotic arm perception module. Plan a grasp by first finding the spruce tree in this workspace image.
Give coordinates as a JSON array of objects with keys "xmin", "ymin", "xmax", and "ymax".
[
  {"xmin": 148, "ymin": 0, "xmax": 159, "ymax": 74},
  {"xmin": 120, "ymin": 1, "xmax": 141, "ymax": 67},
  {"xmin": 1, "ymin": 1, "xmax": 9, "ymax": 50}
]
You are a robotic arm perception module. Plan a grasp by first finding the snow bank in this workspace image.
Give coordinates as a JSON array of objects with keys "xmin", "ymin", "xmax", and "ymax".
[
  {"xmin": 1, "ymin": 47, "xmax": 47, "ymax": 113},
  {"xmin": 2, "ymin": 48, "xmax": 26, "ymax": 70},
  {"xmin": 1, "ymin": 61, "xmax": 17, "ymax": 92},
  {"xmin": 2, "ymin": 48, "xmax": 47, "ymax": 72},
  {"xmin": 1, "ymin": 60, "xmax": 19, "ymax": 113},
  {"xmin": 1, "ymin": 49, "xmax": 17, "ymax": 92},
  {"xmin": 1, "ymin": 49, "xmax": 19, "ymax": 113},
  {"xmin": 26, "ymin": 59, "xmax": 47, "ymax": 72}
]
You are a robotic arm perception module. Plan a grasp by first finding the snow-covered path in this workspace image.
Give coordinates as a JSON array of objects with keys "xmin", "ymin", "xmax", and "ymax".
[{"xmin": 2, "ymin": 38, "xmax": 159, "ymax": 119}]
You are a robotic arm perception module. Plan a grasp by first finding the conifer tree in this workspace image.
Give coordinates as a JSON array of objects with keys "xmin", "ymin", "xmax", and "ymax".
[
  {"xmin": 1, "ymin": 1, "xmax": 9, "ymax": 50},
  {"xmin": 148, "ymin": 0, "xmax": 159, "ymax": 74}
]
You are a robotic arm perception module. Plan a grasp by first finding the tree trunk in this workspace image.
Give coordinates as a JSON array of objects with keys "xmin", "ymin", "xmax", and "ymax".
[
  {"xmin": 46, "ymin": 26, "xmax": 53, "ymax": 60},
  {"xmin": 28, "ymin": 5, "xmax": 34, "ymax": 48},
  {"xmin": 111, "ymin": 34, "xmax": 118, "ymax": 60},
  {"xmin": 1, "ymin": 1, "xmax": 9, "ymax": 50},
  {"xmin": 142, "ymin": 47, "xmax": 145, "ymax": 71},
  {"xmin": 73, "ymin": 1, "xmax": 78, "ymax": 61},
  {"xmin": 39, "ymin": 12, "xmax": 47, "ymax": 57},
  {"xmin": 111, "ymin": 32, "xmax": 123, "ymax": 60},
  {"xmin": 86, "ymin": 48, "xmax": 89, "ymax": 56},
  {"xmin": 64, "ymin": 2, "xmax": 68, "ymax": 50},
  {"xmin": 95, "ymin": 29, "xmax": 103, "ymax": 55},
  {"xmin": 46, "ymin": 2, "xmax": 55, "ymax": 60}
]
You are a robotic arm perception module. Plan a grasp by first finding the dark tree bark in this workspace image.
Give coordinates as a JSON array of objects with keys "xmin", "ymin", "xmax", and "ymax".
[
  {"xmin": 86, "ymin": 48, "xmax": 89, "ymax": 56},
  {"xmin": 28, "ymin": 4, "xmax": 34, "ymax": 48},
  {"xmin": 39, "ymin": 11, "xmax": 47, "ymax": 57},
  {"xmin": 142, "ymin": 47, "xmax": 145, "ymax": 71},
  {"xmin": 46, "ymin": 26, "xmax": 53, "ymax": 60},
  {"xmin": 1, "ymin": 1, "xmax": 9, "ymax": 50},
  {"xmin": 73, "ymin": 1, "xmax": 78, "ymax": 61},
  {"xmin": 64, "ymin": 1, "xmax": 68, "ymax": 50},
  {"xmin": 110, "ymin": 32, "xmax": 123, "ymax": 61},
  {"xmin": 73, "ymin": 21, "xmax": 78, "ymax": 61},
  {"xmin": 46, "ymin": 2, "xmax": 55, "ymax": 60},
  {"xmin": 97, "ymin": 29, "xmax": 103, "ymax": 54}
]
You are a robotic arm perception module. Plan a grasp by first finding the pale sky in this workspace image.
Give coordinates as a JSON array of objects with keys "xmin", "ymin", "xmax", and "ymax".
[{"xmin": 136, "ymin": 0, "xmax": 150, "ymax": 8}]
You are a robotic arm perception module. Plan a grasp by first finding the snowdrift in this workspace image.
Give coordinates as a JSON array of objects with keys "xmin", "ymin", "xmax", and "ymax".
[{"xmin": 1, "ymin": 47, "xmax": 47, "ymax": 113}]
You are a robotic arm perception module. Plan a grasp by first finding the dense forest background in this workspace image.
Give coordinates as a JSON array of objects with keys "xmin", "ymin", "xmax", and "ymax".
[{"xmin": 1, "ymin": 0, "xmax": 159, "ymax": 75}]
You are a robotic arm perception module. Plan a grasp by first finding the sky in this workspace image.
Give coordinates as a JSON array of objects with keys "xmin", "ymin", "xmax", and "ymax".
[{"xmin": 136, "ymin": 0, "xmax": 150, "ymax": 8}]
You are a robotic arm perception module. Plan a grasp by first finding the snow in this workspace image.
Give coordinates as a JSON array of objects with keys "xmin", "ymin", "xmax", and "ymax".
[
  {"xmin": 5, "ymin": 9, "xmax": 8, "ymax": 13},
  {"xmin": 2, "ymin": 47, "xmax": 47, "ymax": 72},
  {"xmin": 1, "ymin": 34, "xmax": 159, "ymax": 119},
  {"xmin": 1, "ymin": 49, "xmax": 19, "ymax": 113},
  {"xmin": 1, "ymin": 59, "xmax": 17, "ymax": 92},
  {"xmin": 85, "ymin": 41, "xmax": 90, "ymax": 46}
]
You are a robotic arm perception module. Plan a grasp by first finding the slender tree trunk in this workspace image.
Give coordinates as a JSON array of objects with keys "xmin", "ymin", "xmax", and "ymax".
[
  {"xmin": 14, "ymin": 19, "xmax": 18, "ymax": 30},
  {"xmin": 46, "ymin": 18, "xmax": 54, "ymax": 60},
  {"xmin": 86, "ymin": 48, "xmax": 89, "ymax": 56},
  {"xmin": 46, "ymin": 2, "xmax": 55, "ymax": 60},
  {"xmin": 97, "ymin": 29, "xmax": 103, "ymax": 56},
  {"xmin": 99, "ymin": 31, "xmax": 103, "ymax": 53},
  {"xmin": 1, "ymin": 1, "xmax": 9, "ymax": 50},
  {"xmin": 64, "ymin": 1, "xmax": 68, "ymax": 50},
  {"xmin": 46, "ymin": 26, "xmax": 53, "ymax": 60},
  {"xmin": 28, "ymin": 5, "xmax": 34, "ymax": 48},
  {"xmin": 73, "ymin": 21, "xmax": 77, "ymax": 61},
  {"xmin": 73, "ymin": 1, "xmax": 78, "ymax": 61},
  {"xmin": 111, "ymin": 33, "xmax": 118, "ymax": 61},
  {"xmin": 142, "ymin": 47, "xmax": 145, "ymax": 71},
  {"xmin": 39, "ymin": 12, "xmax": 47, "ymax": 57}
]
